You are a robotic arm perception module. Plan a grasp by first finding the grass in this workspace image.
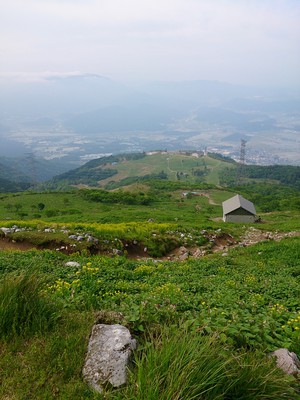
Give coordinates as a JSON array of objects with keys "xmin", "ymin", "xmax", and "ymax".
[
  {"xmin": 0, "ymin": 311, "xmax": 97, "ymax": 400},
  {"xmin": 0, "ymin": 170, "xmax": 298, "ymax": 236},
  {"xmin": 0, "ymin": 272, "xmax": 60, "ymax": 339},
  {"xmin": 110, "ymin": 326, "xmax": 298, "ymax": 399},
  {"xmin": 0, "ymin": 238, "xmax": 299, "ymax": 398},
  {"xmin": 0, "ymin": 187, "xmax": 298, "ymax": 234},
  {"xmin": 0, "ymin": 238, "xmax": 299, "ymax": 351}
]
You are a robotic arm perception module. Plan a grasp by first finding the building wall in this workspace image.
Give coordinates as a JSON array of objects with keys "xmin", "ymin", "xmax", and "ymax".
[
  {"xmin": 228, "ymin": 207, "xmax": 252, "ymax": 215},
  {"xmin": 223, "ymin": 214, "xmax": 256, "ymax": 223}
]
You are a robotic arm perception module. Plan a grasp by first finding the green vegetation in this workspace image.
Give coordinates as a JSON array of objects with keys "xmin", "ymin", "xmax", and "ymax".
[
  {"xmin": 221, "ymin": 164, "xmax": 300, "ymax": 189},
  {"xmin": 113, "ymin": 327, "xmax": 297, "ymax": 400},
  {"xmin": 0, "ymin": 272, "xmax": 60, "ymax": 339},
  {"xmin": 80, "ymin": 188, "xmax": 154, "ymax": 205},
  {"xmin": 2, "ymin": 151, "xmax": 299, "ymax": 200},
  {"xmin": 41, "ymin": 152, "xmax": 237, "ymax": 189},
  {"xmin": 0, "ymin": 155, "xmax": 299, "ymax": 398},
  {"xmin": 237, "ymin": 183, "xmax": 300, "ymax": 212},
  {"xmin": 0, "ymin": 186, "xmax": 225, "ymax": 226},
  {"xmin": 1, "ymin": 239, "xmax": 298, "ymax": 351},
  {"xmin": 0, "ymin": 237, "xmax": 299, "ymax": 398},
  {"xmin": 0, "ymin": 177, "xmax": 31, "ymax": 193}
]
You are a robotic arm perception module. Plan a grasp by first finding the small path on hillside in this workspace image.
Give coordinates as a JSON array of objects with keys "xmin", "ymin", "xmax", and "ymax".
[{"xmin": 196, "ymin": 192, "xmax": 218, "ymax": 205}]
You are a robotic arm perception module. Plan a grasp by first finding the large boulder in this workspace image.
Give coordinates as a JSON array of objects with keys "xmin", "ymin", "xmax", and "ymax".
[
  {"xmin": 82, "ymin": 324, "xmax": 137, "ymax": 393},
  {"xmin": 272, "ymin": 348, "xmax": 300, "ymax": 376}
]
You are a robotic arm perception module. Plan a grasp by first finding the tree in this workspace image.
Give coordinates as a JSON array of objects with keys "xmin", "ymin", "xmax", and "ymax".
[{"xmin": 37, "ymin": 203, "xmax": 45, "ymax": 211}]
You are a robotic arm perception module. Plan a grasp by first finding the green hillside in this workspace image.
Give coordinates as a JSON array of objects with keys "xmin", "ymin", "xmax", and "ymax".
[
  {"xmin": 0, "ymin": 156, "xmax": 71, "ymax": 192},
  {"xmin": 45, "ymin": 151, "xmax": 300, "ymax": 192},
  {"xmin": 46, "ymin": 152, "xmax": 236, "ymax": 189}
]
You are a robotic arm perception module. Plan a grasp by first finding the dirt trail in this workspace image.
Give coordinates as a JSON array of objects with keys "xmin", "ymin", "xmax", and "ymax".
[
  {"xmin": 0, "ymin": 228, "xmax": 299, "ymax": 259},
  {"xmin": 163, "ymin": 228, "xmax": 300, "ymax": 261},
  {"xmin": 210, "ymin": 228, "xmax": 300, "ymax": 256},
  {"xmin": 0, "ymin": 239, "xmax": 37, "ymax": 251},
  {"xmin": 196, "ymin": 192, "xmax": 218, "ymax": 205}
]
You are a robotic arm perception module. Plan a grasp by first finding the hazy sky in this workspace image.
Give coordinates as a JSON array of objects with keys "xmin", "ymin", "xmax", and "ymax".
[{"xmin": 1, "ymin": 0, "xmax": 299, "ymax": 86}]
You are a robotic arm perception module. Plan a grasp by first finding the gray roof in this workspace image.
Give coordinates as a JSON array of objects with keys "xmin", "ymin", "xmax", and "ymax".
[{"xmin": 222, "ymin": 194, "xmax": 256, "ymax": 215}]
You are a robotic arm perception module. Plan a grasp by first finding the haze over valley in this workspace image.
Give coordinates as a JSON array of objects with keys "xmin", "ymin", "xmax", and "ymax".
[{"xmin": 1, "ymin": 74, "xmax": 299, "ymax": 172}]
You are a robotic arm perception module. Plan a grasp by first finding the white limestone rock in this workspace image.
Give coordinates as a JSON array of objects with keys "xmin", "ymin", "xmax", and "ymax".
[
  {"xmin": 83, "ymin": 324, "xmax": 137, "ymax": 393},
  {"xmin": 272, "ymin": 348, "xmax": 300, "ymax": 376},
  {"xmin": 64, "ymin": 261, "xmax": 81, "ymax": 267}
]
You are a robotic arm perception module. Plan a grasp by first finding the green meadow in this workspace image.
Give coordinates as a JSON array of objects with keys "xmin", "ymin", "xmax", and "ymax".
[
  {"xmin": 0, "ymin": 236, "xmax": 299, "ymax": 398},
  {"xmin": 0, "ymin": 169, "xmax": 299, "ymax": 398}
]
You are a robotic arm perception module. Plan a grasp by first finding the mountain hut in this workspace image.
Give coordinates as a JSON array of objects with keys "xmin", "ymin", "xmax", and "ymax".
[{"xmin": 222, "ymin": 194, "xmax": 256, "ymax": 223}]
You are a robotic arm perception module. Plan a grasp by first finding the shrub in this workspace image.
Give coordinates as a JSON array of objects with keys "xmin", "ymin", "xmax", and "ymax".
[{"xmin": 0, "ymin": 272, "xmax": 60, "ymax": 339}]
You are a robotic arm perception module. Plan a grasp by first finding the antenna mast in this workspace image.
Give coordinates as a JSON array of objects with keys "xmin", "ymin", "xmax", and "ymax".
[{"xmin": 236, "ymin": 139, "xmax": 247, "ymax": 185}]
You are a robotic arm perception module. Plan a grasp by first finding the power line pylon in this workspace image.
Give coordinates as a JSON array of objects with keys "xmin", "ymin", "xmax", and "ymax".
[{"xmin": 236, "ymin": 139, "xmax": 247, "ymax": 185}]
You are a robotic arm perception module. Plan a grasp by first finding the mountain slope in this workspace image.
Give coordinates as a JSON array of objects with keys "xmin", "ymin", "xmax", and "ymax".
[
  {"xmin": 45, "ymin": 152, "xmax": 235, "ymax": 188},
  {"xmin": 0, "ymin": 156, "xmax": 71, "ymax": 184},
  {"xmin": 46, "ymin": 151, "xmax": 300, "ymax": 194}
]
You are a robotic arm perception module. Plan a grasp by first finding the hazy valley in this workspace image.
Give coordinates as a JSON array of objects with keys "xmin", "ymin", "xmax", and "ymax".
[{"xmin": 1, "ymin": 75, "xmax": 299, "ymax": 172}]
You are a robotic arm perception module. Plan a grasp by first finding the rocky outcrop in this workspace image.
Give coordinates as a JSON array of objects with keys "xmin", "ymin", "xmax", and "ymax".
[
  {"xmin": 82, "ymin": 324, "xmax": 137, "ymax": 393},
  {"xmin": 272, "ymin": 348, "xmax": 300, "ymax": 376}
]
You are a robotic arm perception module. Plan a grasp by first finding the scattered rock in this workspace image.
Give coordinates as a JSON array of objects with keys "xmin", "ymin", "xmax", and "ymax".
[
  {"xmin": 44, "ymin": 228, "xmax": 55, "ymax": 233},
  {"xmin": 113, "ymin": 249, "xmax": 123, "ymax": 256},
  {"xmin": 178, "ymin": 246, "xmax": 188, "ymax": 253},
  {"xmin": 82, "ymin": 324, "xmax": 137, "ymax": 393},
  {"xmin": 65, "ymin": 261, "xmax": 81, "ymax": 267},
  {"xmin": 179, "ymin": 252, "xmax": 189, "ymax": 261},
  {"xmin": 192, "ymin": 248, "xmax": 203, "ymax": 258},
  {"xmin": 271, "ymin": 348, "xmax": 300, "ymax": 376},
  {"xmin": 1, "ymin": 227, "xmax": 14, "ymax": 235}
]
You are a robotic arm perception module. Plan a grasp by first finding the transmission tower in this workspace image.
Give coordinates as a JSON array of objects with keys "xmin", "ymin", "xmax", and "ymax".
[
  {"xmin": 239, "ymin": 139, "xmax": 247, "ymax": 165},
  {"xmin": 24, "ymin": 152, "xmax": 38, "ymax": 186},
  {"xmin": 236, "ymin": 139, "xmax": 247, "ymax": 185}
]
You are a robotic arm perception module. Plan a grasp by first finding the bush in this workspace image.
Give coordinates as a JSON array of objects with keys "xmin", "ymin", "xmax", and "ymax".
[{"xmin": 0, "ymin": 272, "xmax": 60, "ymax": 339}]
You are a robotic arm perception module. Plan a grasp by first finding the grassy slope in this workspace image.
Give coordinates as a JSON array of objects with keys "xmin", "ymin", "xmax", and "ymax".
[
  {"xmin": 0, "ymin": 188, "xmax": 231, "ymax": 225},
  {"xmin": 1, "ymin": 187, "xmax": 299, "ymax": 233},
  {"xmin": 67, "ymin": 153, "xmax": 236, "ymax": 187},
  {"xmin": 0, "ymin": 238, "xmax": 299, "ymax": 399}
]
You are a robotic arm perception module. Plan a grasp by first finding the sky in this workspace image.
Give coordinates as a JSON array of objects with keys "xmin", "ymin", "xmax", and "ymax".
[{"xmin": 0, "ymin": 0, "xmax": 299, "ymax": 86}]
